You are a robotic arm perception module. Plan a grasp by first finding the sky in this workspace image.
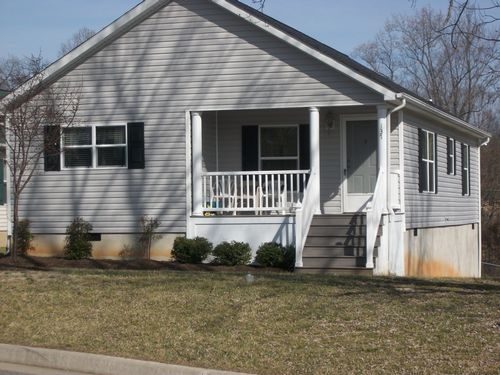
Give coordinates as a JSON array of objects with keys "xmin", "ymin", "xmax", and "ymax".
[{"xmin": 0, "ymin": 0, "xmax": 453, "ymax": 64}]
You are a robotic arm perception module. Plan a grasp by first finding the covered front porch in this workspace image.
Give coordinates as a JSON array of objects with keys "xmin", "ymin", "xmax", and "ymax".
[{"xmin": 186, "ymin": 105, "xmax": 395, "ymax": 272}]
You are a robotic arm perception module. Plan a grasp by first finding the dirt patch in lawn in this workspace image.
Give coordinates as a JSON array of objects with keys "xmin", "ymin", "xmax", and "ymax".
[{"xmin": 0, "ymin": 254, "xmax": 285, "ymax": 273}]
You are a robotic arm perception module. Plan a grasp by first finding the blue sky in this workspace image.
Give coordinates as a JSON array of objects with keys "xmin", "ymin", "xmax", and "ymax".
[{"xmin": 0, "ymin": 0, "xmax": 450, "ymax": 64}]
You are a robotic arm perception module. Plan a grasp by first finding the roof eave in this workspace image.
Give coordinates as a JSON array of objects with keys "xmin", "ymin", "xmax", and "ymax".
[{"xmin": 401, "ymin": 93, "xmax": 491, "ymax": 142}]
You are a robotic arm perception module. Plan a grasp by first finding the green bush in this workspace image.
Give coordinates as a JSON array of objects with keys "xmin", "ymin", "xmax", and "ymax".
[
  {"xmin": 212, "ymin": 241, "xmax": 252, "ymax": 266},
  {"xmin": 64, "ymin": 217, "xmax": 93, "ymax": 260},
  {"xmin": 15, "ymin": 219, "xmax": 33, "ymax": 255},
  {"xmin": 255, "ymin": 242, "xmax": 295, "ymax": 270},
  {"xmin": 172, "ymin": 236, "xmax": 212, "ymax": 263},
  {"xmin": 255, "ymin": 242, "xmax": 284, "ymax": 267}
]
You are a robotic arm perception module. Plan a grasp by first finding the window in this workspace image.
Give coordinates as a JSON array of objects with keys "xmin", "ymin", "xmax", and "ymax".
[
  {"xmin": 447, "ymin": 137, "xmax": 456, "ymax": 175},
  {"xmin": 260, "ymin": 125, "xmax": 298, "ymax": 170},
  {"xmin": 62, "ymin": 124, "xmax": 127, "ymax": 169},
  {"xmin": 462, "ymin": 143, "xmax": 470, "ymax": 196},
  {"xmin": 419, "ymin": 129, "xmax": 437, "ymax": 193}
]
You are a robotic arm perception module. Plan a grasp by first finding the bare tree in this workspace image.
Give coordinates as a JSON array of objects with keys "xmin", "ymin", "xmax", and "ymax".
[
  {"xmin": 1, "ymin": 55, "xmax": 80, "ymax": 258},
  {"xmin": 444, "ymin": 0, "xmax": 499, "ymax": 43},
  {"xmin": 58, "ymin": 27, "xmax": 96, "ymax": 57},
  {"xmin": 354, "ymin": 6, "xmax": 500, "ymax": 129}
]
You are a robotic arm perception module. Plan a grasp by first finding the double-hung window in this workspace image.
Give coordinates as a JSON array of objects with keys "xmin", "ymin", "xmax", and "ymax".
[
  {"xmin": 419, "ymin": 129, "xmax": 436, "ymax": 193},
  {"xmin": 63, "ymin": 124, "xmax": 127, "ymax": 169},
  {"xmin": 259, "ymin": 125, "xmax": 299, "ymax": 170},
  {"xmin": 63, "ymin": 127, "xmax": 93, "ymax": 168},
  {"xmin": 462, "ymin": 143, "xmax": 470, "ymax": 196}
]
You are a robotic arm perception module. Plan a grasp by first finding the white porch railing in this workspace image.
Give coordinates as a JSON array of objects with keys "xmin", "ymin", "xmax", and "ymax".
[
  {"xmin": 201, "ymin": 170, "xmax": 310, "ymax": 214},
  {"xmin": 294, "ymin": 171, "xmax": 319, "ymax": 268},
  {"xmin": 365, "ymin": 169, "xmax": 386, "ymax": 268}
]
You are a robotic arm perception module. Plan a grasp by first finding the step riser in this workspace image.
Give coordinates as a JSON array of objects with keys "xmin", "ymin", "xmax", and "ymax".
[
  {"xmin": 303, "ymin": 247, "xmax": 367, "ymax": 257},
  {"xmin": 296, "ymin": 268, "xmax": 373, "ymax": 276},
  {"xmin": 311, "ymin": 217, "xmax": 366, "ymax": 226},
  {"xmin": 302, "ymin": 257, "xmax": 367, "ymax": 268},
  {"xmin": 305, "ymin": 237, "xmax": 379, "ymax": 247},
  {"xmin": 307, "ymin": 226, "xmax": 381, "ymax": 236}
]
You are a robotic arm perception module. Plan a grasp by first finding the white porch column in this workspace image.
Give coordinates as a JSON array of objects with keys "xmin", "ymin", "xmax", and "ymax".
[
  {"xmin": 309, "ymin": 107, "xmax": 321, "ymax": 214},
  {"xmin": 192, "ymin": 112, "xmax": 203, "ymax": 216},
  {"xmin": 377, "ymin": 105, "xmax": 388, "ymax": 181}
]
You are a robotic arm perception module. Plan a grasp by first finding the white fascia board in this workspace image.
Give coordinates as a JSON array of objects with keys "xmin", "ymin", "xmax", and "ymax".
[
  {"xmin": 1, "ymin": 0, "xmax": 170, "ymax": 105},
  {"xmin": 401, "ymin": 94, "xmax": 491, "ymax": 142},
  {"xmin": 211, "ymin": 0, "xmax": 397, "ymax": 101}
]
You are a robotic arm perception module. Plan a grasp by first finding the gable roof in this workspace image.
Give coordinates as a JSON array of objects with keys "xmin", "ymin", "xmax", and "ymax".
[{"xmin": 0, "ymin": 0, "xmax": 490, "ymax": 140}]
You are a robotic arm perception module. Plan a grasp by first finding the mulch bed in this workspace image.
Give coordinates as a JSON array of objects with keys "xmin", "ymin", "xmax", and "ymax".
[{"xmin": 0, "ymin": 254, "xmax": 286, "ymax": 273}]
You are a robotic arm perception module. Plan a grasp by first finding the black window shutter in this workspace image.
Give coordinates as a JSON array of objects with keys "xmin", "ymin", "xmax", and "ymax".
[
  {"xmin": 418, "ymin": 128, "xmax": 426, "ymax": 193},
  {"xmin": 434, "ymin": 133, "xmax": 438, "ymax": 194},
  {"xmin": 447, "ymin": 138, "xmax": 453, "ymax": 175},
  {"xmin": 461, "ymin": 143, "xmax": 467, "ymax": 195},
  {"xmin": 241, "ymin": 125, "xmax": 258, "ymax": 171},
  {"xmin": 299, "ymin": 124, "xmax": 310, "ymax": 170},
  {"xmin": 127, "ymin": 122, "xmax": 145, "ymax": 169},
  {"xmin": 44, "ymin": 125, "xmax": 61, "ymax": 172}
]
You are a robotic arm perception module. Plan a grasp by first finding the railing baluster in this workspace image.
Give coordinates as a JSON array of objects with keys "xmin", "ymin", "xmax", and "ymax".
[{"xmin": 200, "ymin": 170, "xmax": 310, "ymax": 215}]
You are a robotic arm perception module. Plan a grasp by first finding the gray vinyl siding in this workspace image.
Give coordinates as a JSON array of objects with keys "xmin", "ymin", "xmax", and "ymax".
[
  {"xmin": 403, "ymin": 112, "xmax": 480, "ymax": 229},
  {"xmin": 19, "ymin": 0, "xmax": 383, "ymax": 234},
  {"xmin": 390, "ymin": 114, "xmax": 401, "ymax": 206}
]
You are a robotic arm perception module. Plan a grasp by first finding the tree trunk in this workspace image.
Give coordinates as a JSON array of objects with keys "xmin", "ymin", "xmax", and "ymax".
[{"xmin": 11, "ymin": 193, "xmax": 19, "ymax": 260}]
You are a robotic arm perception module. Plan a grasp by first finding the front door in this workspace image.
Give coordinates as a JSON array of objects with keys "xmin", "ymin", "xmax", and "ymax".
[{"xmin": 343, "ymin": 119, "xmax": 377, "ymax": 212}]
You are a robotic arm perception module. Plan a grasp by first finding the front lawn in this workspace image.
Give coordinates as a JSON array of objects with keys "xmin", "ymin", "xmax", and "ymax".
[{"xmin": 0, "ymin": 269, "xmax": 498, "ymax": 375}]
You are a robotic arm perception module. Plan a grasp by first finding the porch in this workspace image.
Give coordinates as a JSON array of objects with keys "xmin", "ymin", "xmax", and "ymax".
[{"xmin": 186, "ymin": 106, "xmax": 396, "ymax": 273}]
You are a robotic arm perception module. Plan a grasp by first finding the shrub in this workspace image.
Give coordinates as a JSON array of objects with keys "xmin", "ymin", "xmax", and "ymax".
[
  {"xmin": 15, "ymin": 219, "xmax": 33, "ymax": 255},
  {"xmin": 172, "ymin": 236, "xmax": 212, "ymax": 263},
  {"xmin": 255, "ymin": 242, "xmax": 296, "ymax": 270},
  {"xmin": 212, "ymin": 241, "xmax": 252, "ymax": 266},
  {"xmin": 255, "ymin": 242, "xmax": 284, "ymax": 267},
  {"xmin": 138, "ymin": 216, "xmax": 163, "ymax": 259},
  {"xmin": 64, "ymin": 217, "xmax": 93, "ymax": 260}
]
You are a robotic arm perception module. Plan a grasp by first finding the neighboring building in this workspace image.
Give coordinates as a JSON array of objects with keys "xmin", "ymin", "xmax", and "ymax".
[
  {"xmin": 0, "ymin": 88, "xmax": 8, "ymax": 249},
  {"xmin": 0, "ymin": 0, "xmax": 490, "ymax": 276}
]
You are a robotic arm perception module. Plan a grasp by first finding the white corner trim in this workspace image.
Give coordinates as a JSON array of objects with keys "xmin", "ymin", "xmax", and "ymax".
[{"xmin": 210, "ymin": 0, "xmax": 397, "ymax": 100}]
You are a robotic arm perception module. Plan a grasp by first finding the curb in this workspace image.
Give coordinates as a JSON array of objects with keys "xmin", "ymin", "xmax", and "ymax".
[{"xmin": 0, "ymin": 344, "xmax": 257, "ymax": 375}]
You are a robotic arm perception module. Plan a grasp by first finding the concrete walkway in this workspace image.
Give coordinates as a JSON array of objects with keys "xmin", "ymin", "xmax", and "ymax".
[{"xmin": 0, "ymin": 344, "xmax": 256, "ymax": 375}]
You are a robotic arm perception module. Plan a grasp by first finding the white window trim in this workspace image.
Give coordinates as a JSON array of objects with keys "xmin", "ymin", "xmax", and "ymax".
[
  {"xmin": 61, "ymin": 123, "xmax": 128, "ymax": 170},
  {"xmin": 448, "ymin": 137, "xmax": 456, "ymax": 175},
  {"xmin": 463, "ymin": 143, "xmax": 470, "ymax": 195},
  {"xmin": 422, "ymin": 130, "xmax": 436, "ymax": 193},
  {"xmin": 258, "ymin": 124, "xmax": 299, "ymax": 170}
]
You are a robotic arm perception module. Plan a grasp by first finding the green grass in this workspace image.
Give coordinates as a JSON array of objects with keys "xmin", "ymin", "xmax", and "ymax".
[{"xmin": 0, "ymin": 270, "xmax": 499, "ymax": 375}]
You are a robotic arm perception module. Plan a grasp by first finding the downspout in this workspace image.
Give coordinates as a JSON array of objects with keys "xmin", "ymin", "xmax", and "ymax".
[{"xmin": 478, "ymin": 136, "xmax": 490, "ymax": 277}]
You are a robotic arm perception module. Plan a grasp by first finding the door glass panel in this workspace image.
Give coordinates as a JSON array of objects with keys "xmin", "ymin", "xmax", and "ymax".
[{"xmin": 346, "ymin": 120, "xmax": 377, "ymax": 194}]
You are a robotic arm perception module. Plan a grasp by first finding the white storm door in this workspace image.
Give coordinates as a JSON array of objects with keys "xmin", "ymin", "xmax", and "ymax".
[{"xmin": 343, "ymin": 119, "xmax": 378, "ymax": 212}]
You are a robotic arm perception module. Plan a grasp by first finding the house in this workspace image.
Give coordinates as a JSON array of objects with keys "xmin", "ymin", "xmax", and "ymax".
[
  {"xmin": 0, "ymin": 87, "xmax": 8, "ymax": 250},
  {"xmin": 0, "ymin": 0, "xmax": 490, "ymax": 276}
]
